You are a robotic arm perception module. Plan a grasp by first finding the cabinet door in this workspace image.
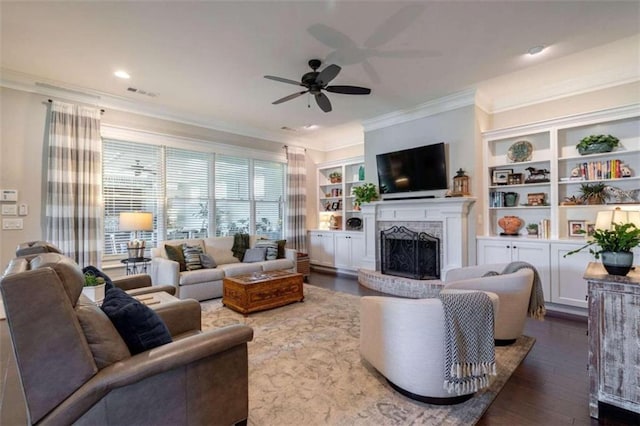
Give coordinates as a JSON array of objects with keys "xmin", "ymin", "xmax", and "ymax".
[
  {"xmin": 477, "ymin": 240, "xmax": 513, "ymax": 265},
  {"xmin": 550, "ymin": 244, "xmax": 590, "ymax": 308},
  {"xmin": 309, "ymin": 232, "xmax": 335, "ymax": 267},
  {"xmin": 333, "ymin": 234, "xmax": 351, "ymax": 269},
  {"xmin": 512, "ymin": 241, "xmax": 551, "ymax": 302},
  {"xmin": 349, "ymin": 233, "xmax": 365, "ymax": 269}
]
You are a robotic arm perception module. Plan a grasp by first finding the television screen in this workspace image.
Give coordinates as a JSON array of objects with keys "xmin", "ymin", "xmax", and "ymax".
[{"xmin": 376, "ymin": 142, "xmax": 448, "ymax": 194}]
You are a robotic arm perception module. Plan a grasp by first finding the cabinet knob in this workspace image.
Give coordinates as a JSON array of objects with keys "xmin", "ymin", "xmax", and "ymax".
[
  {"xmin": 506, "ymin": 245, "xmax": 510, "ymax": 249},
  {"xmin": 513, "ymin": 246, "xmax": 517, "ymax": 249}
]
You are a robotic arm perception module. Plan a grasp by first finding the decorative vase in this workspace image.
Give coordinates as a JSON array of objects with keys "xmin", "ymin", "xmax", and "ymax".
[
  {"xmin": 498, "ymin": 216, "xmax": 523, "ymax": 235},
  {"xmin": 578, "ymin": 143, "xmax": 613, "ymax": 155},
  {"xmin": 600, "ymin": 251, "xmax": 634, "ymax": 276},
  {"xmin": 82, "ymin": 283, "xmax": 106, "ymax": 304},
  {"xmin": 504, "ymin": 192, "xmax": 518, "ymax": 207}
]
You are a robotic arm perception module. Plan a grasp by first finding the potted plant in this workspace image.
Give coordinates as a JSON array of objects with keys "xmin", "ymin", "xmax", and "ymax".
[
  {"xmin": 329, "ymin": 171, "xmax": 342, "ymax": 184},
  {"xmin": 564, "ymin": 222, "xmax": 640, "ymax": 276},
  {"xmin": 526, "ymin": 223, "xmax": 538, "ymax": 236},
  {"xmin": 83, "ymin": 272, "xmax": 106, "ymax": 303},
  {"xmin": 579, "ymin": 182, "xmax": 609, "ymax": 205},
  {"xmin": 352, "ymin": 183, "xmax": 378, "ymax": 210},
  {"xmin": 576, "ymin": 134, "xmax": 619, "ymax": 155}
]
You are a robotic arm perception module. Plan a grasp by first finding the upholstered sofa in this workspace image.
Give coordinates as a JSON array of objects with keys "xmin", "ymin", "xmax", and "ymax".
[
  {"xmin": 151, "ymin": 235, "xmax": 297, "ymax": 301},
  {"xmin": 1, "ymin": 252, "xmax": 253, "ymax": 425}
]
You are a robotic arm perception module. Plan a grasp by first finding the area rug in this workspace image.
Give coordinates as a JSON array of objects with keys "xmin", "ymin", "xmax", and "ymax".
[{"xmin": 201, "ymin": 284, "xmax": 534, "ymax": 425}]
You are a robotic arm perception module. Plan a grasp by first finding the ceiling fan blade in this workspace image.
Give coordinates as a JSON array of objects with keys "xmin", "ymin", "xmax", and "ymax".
[
  {"xmin": 361, "ymin": 60, "xmax": 381, "ymax": 84},
  {"xmin": 307, "ymin": 23, "xmax": 357, "ymax": 50},
  {"xmin": 373, "ymin": 49, "xmax": 441, "ymax": 59},
  {"xmin": 316, "ymin": 64, "xmax": 341, "ymax": 86},
  {"xmin": 325, "ymin": 85, "xmax": 371, "ymax": 95},
  {"xmin": 264, "ymin": 75, "xmax": 303, "ymax": 86},
  {"xmin": 364, "ymin": 4, "xmax": 426, "ymax": 48},
  {"xmin": 315, "ymin": 93, "xmax": 332, "ymax": 113},
  {"xmin": 272, "ymin": 90, "xmax": 308, "ymax": 105}
]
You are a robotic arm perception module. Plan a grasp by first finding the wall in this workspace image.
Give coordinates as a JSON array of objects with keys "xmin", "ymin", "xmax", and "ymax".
[
  {"xmin": 0, "ymin": 87, "xmax": 303, "ymax": 268},
  {"xmin": 364, "ymin": 105, "xmax": 480, "ymax": 265}
]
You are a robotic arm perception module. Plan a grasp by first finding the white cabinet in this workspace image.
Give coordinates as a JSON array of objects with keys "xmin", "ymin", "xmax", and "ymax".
[
  {"xmin": 308, "ymin": 231, "xmax": 335, "ymax": 267},
  {"xmin": 334, "ymin": 232, "xmax": 365, "ymax": 270},
  {"xmin": 477, "ymin": 238, "xmax": 551, "ymax": 302},
  {"xmin": 317, "ymin": 157, "xmax": 365, "ymax": 232},
  {"xmin": 550, "ymin": 243, "xmax": 592, "ymax": 309}
]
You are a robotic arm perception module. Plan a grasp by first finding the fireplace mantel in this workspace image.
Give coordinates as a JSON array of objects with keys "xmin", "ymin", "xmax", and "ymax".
[{"xmin": 360, "ymin": 197, "xmax": 476, "ymax": 275}]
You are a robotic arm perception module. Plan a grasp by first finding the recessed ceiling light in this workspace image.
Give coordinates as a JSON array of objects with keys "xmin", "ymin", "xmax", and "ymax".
[
  {"xmin": 114, "ymin": 70, "xmax": 131, "ymax": 79},
  {"xmin": 527, "ymin": 45, "xmax": 545, "ymax": 56},
  {"xmin": 304, "ymin": 124, "xmax": 319, "ymax": 130}
]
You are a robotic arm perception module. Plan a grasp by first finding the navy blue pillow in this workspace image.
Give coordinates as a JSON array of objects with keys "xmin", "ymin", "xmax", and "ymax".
[
  {"xmin": 100, "ymin": 287, "xmax": 172, "ymax": 354},
  {"xmin": 82, "ymin": 265, "xmax": 115, "ymax": 291}
]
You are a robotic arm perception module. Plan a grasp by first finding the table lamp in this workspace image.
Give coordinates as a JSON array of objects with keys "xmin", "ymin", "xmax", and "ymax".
[
  {"xmin": 119, "ymin": 211, "xmax": 153, "ymax": 259},
  {"xmin": 594, "ymin": 207, "xmax": 640, "ymax": 230}
]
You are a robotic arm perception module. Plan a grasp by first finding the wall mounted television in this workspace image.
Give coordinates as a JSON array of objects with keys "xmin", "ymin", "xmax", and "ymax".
[{"xmin": 376, "ymin": 142, "xmax": 448, "ymax": 195}]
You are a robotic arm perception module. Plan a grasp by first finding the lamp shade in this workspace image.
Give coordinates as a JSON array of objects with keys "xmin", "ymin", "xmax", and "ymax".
[
  {"xmin": 595, "ymin": 208, "xmax": 640, "ymax": 231},
  {"xmin": 119, "ymin": 212, "xmax": 153, "ymax": 232}
]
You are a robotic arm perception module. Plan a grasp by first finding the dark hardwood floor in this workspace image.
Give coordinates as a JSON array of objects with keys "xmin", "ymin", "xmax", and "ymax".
[
  {"xmin": 309, "ymin": 270, "xmax": 640, "ymax": 426},
  {"xmin": 1, "ymin": 271, "xmax": 638, "ymax": 425}
]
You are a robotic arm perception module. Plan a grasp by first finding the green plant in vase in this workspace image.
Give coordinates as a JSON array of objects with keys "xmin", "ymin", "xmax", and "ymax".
[
  {"xmin": 329, "ymin": 171, "xmax": 342, "ymax": 183},
  {"xmin": 564, "ymin": 222, "xmax": 640, "ymax": 276},
  {"xmin": 576, "ymin": 134, "xmax": 619, "ymax": 155},
  {"xmin": 579, "ymin": 182, "xmax": 608, "ymax": 205},
  {"xmin": 526, "ymin": 223, "xmax": 538, "ymax": 236},
  {"xmin": 352, "ymin": 183, "xmax": 378, "ymax": 210}
]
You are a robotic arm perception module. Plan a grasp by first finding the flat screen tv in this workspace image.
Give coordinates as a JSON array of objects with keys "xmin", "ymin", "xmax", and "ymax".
[{"xmin": 376, "ymin": 142, "xmax": 448, "ymax": 195}]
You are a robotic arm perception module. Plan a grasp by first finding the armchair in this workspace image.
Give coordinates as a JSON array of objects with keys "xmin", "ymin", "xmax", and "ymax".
[
  {"xmin": 0, "ymin": 253, "xmax": 253, "ymax": 425},
  {"xmin": 443, "ymin": 264, "xmax": 534, "ymax": 344},
  {"xmin": 360, "ymin": 290, "xmax": 499, "ymax": 404}
]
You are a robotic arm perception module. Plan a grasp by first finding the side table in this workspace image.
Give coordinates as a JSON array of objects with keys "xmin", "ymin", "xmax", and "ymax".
[
  {"xmin": 296, "ymin": 253, "xmax": 310, "ymax": 281},
  {"xmin": 121, "ymin": 257, "xmax": 151, "ymax": 275}
]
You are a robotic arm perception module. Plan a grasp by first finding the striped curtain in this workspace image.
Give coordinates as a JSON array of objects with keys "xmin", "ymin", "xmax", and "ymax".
[
  {"xmin": 46, "ymin": 101, "xmax": 102, "ymax": 266},
  {"xmin": 285, "ymin": 146, "xmax": 306, "ymax": 252}
]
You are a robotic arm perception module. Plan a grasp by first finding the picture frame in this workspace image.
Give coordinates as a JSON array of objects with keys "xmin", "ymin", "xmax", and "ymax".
[
  {"xmin": 492, "ymin": 168, "xmax": 513, "ymax": 185},
  {"xmin": 586, "ymin": 222, "xmax": 596, "ymax": 237},
  {"xmin": 508, "ymin": 173, "xmax": 523, "ymax": 185},
  {"xmin": 527, "ymin": 192, "xmax": 546, "ymax": 206},
  {"xmin": 330, "ymin": 201, "xmax": 340, "ymax": 211},
  {"xmin": 568, "ymin": 220, "xmax": 587, "ymax": 237}
]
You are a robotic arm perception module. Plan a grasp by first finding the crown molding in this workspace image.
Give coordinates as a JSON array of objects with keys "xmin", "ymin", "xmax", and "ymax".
[{"xmin": 362, "ymin": 89, "xmax": 477, "ymax": 132}]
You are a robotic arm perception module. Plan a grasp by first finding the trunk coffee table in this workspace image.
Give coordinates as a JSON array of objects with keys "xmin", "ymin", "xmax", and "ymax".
[{"xmin": 222, "ymin": 270, "xmax": 304, "ymax": 315}]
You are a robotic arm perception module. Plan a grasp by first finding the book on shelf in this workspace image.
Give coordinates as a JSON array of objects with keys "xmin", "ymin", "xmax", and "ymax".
[
  {"xmin": 571, "ymin": 159, "xmax": 626, "ymax": 181},
  {"xmin": 538, "ymin": 219, "xmax": 550, "ymax": 239}
]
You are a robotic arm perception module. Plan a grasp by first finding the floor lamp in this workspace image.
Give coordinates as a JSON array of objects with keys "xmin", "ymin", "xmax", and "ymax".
[{"xmin": 119, "ymin": 212, "xmax": 153, "ymax": 259}]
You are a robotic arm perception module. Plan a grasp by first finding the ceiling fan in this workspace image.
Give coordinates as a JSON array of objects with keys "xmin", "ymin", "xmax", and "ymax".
[
  {"xmin": 130, "ymin": 160, "xmax": 156, "ymax": 176},
  {"xmin": 264, "ymin": 59, "xmax": 371, "ymax": 112}
]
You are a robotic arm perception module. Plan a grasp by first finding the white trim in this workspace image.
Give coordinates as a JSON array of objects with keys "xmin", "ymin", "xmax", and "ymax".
[
  {"xmin": 362, "ymin": 89, "xmax": 476, "ymax": 132},
  {"xmin": 101, "ymin": 124, "xmax": 287, "ymax": 163},
  {"xmin": 322, "ymin": 137, "xmax": 365, "ymax": 152},
  {"xmin": 316, "ymin": 156, "xmax": 364, "ymax": 170}
]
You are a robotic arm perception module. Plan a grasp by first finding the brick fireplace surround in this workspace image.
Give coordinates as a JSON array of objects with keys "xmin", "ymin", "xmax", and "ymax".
[{"xmin": 358, "ymin": 197, "xmax": 476, "ymax": 293}]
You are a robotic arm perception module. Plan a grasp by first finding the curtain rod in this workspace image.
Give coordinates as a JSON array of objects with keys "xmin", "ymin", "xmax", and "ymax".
[{"xmin": 47, "ymin": 99, "xmax": 105, "ymax": 114}]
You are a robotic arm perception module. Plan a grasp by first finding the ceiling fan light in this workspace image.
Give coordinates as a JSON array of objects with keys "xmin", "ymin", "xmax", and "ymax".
[{"xmin": 114, "ymin": 70, "xmax": 131, "ymax": 79}]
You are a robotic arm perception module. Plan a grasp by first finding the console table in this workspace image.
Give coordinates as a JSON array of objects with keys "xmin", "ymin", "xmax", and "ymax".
[{"xmin": 584, "ymin": 262, "xmax": 640, "ymax": 419}]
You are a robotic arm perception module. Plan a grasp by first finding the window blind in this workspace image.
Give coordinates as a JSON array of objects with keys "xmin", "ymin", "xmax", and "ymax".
[
  {"xmin": 214, "ymin": 155, "xmax": 250, "ymax": 236},
  {"xmin": 254, "ymin": 160, "xmax": 285, "ymax": 239}
]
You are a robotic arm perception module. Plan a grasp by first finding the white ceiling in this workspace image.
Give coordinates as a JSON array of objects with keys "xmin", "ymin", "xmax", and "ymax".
[{"xmin": 1, "ymin": 1, "xmax": 639, "ymax": 150}]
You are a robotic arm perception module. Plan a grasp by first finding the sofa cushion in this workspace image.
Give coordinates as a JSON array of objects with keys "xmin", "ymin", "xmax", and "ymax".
[
  {"xmin": 76, "ymin": 297, "xmax": 130, "ymax": 369},
  {"xmin": 254, "ymin": 240, "xmax": 278, "ymax": 260},
  {"xmin": 101, "ymin": 287, "xmax": 172, "ymax": 355},
  {"xmin": 199, "ymin": 253, "xmax": 217, "ymax": 269},
  {"xmin": 259, "ymin": 258, "xmax": 295, "ymax": 272},
  {"xmin": 243, "ymin": 248, "xmax": 266, "ymax": 263},
  {"xmin": 179, "ymin": 268, "xmax": 225, "ymax": 285},
  {"xmin": 182, "ymin": 244, "xmax": 204, "ymax": 271},
  {"xmin": 219, "ymin": 262, "xmax": 262, "ymax": 277},
  {"xmin": 165, "ymin": 244, "xmax": 187, "ymax": 272}
]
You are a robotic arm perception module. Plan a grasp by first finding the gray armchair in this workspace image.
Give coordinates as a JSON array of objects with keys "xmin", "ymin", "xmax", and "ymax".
[{"xmin": 1, "ymin": 253, "xmax": 253, "ymax": 425}]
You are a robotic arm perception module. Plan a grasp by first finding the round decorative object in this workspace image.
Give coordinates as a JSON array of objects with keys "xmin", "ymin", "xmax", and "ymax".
[
  {"xmin": 346, "ymin": 217, "xmax": 362, "ymax": 230},
  {"xmin": 601, "ymin": 251, "xmax": 633, "ymax": 276},
  {"xmin": 507, "ymin": 140, "xmax": 533, "ymax": 162},
  {"xmin": 498, "ymin": 216, "xmax": 523, "ymax": 235}
]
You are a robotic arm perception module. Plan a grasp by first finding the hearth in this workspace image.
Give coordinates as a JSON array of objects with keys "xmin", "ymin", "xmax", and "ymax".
[{"xmin": 380, "ymin": 225, "xmax": 440, "ymax": 280}]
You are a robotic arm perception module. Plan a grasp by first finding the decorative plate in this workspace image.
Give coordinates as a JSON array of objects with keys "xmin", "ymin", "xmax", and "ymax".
[{"xmin": 507, "ymin": 140, "xmax": 533, "ymax": 162}]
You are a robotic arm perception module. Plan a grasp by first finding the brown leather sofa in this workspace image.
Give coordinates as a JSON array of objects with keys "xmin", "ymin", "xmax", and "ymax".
[{"xmin": 1, "ymin": 253, "xmax": 253, "ymax": 425}]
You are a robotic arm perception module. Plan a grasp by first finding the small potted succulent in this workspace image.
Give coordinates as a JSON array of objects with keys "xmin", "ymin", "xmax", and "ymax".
[
  {"xmin": 329, "ymin": 171, "xmax": 342, "ymax": 184},
  {"xmin": 564, "ymin": 222, "xmax": 640, "ymax": 276},
  {"xmin": 352, "ymin": 183, "xmax": 378, "ymax": 210},
  {"xmin": 526, "ymin": 223, "xmax": 539, "ymax": 236},
  {"xmin": 579, "ymin": 182, "xmax": 609, "ymax": 205},
  {"xmin": 576, "ymin": 134, "xmax": 619, "ymax": 155},
  {"xmin": 83, "ymin": 272, "xmax": 106, "ymax": 303}
]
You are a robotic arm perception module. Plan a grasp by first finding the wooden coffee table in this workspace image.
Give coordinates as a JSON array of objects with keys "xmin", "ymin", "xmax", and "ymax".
[{"xmin": 222, "ymin": 270, "xmax": 304, "ymax": 315}]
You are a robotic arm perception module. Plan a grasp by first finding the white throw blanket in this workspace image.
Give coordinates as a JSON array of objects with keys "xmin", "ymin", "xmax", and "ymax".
[{"xmin": 438, "ymin": 291, "xmax": 496, "ymax": 395}]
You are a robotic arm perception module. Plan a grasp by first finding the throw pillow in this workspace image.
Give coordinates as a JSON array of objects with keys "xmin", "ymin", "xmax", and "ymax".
[
  {"xmin": 275, "ymin": 239, "xmax": 287, "ymax": 259},
  {"xmin": 182, "ymin": 244, "xmax": 204, "ymax": 271},
  {"xmin": 243, "ymin": 247, "xmax": 266, "ymax": 263},
  {"xmin": 165, "ymin": 244, "xmax": 187, "ymax": 272},
  {"xmin": 232, "ymin": 233, "xmax": 250, "ymax": 260},
  {"xmin": 82, "ymin": 265, "xmax": 115, "ymax": 290},
  {"xmin": 101, "ymin": 287, "xmax": 172, "ymax": 355},
  {"xmin": 254, "ymin": 240, "xmax": 278, "ymax": 260},
  {"xmin": 199, "ymin": 253, "xmax": 217, "ymax": 269}
]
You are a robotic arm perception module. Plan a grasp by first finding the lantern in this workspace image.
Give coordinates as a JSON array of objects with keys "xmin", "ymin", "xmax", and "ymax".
[{"xmin": 452, "ymin": 168, "xmax": 470, "ymax": 196}]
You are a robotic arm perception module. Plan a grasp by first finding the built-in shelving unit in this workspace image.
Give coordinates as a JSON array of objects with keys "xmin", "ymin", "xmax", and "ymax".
[{"xmin": 316, "ymin": 156, "xmax": 365, "ymax": 232}]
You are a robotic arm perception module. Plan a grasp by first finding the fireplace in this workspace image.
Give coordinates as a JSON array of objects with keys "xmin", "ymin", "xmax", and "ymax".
[{"xmin": 380, "ymin": 226, "xmax": 440, "ymax": 280}]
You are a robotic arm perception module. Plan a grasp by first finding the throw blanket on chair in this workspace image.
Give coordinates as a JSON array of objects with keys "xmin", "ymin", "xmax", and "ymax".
[
  {"xmin": 438, "ymin": 291, "xmax": 496, "ymax": 395},
  {"xmin": 501, "ymin": 261, "xmax": 546, "ymax": 320},
  {"xmin": 231, "ymin": 233, "xmax": 250, "ymax": 260}
]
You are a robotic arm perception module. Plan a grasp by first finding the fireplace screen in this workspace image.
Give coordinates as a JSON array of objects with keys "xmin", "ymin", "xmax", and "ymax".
[{"xmin": 380, "ymin": 226, "xmax": 440, "ymax": 280}]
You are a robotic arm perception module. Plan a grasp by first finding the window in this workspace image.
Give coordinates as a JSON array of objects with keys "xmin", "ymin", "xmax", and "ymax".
[{"xmin": 102, "ymin": 136, "xmax": 286, "ymax": 258}]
